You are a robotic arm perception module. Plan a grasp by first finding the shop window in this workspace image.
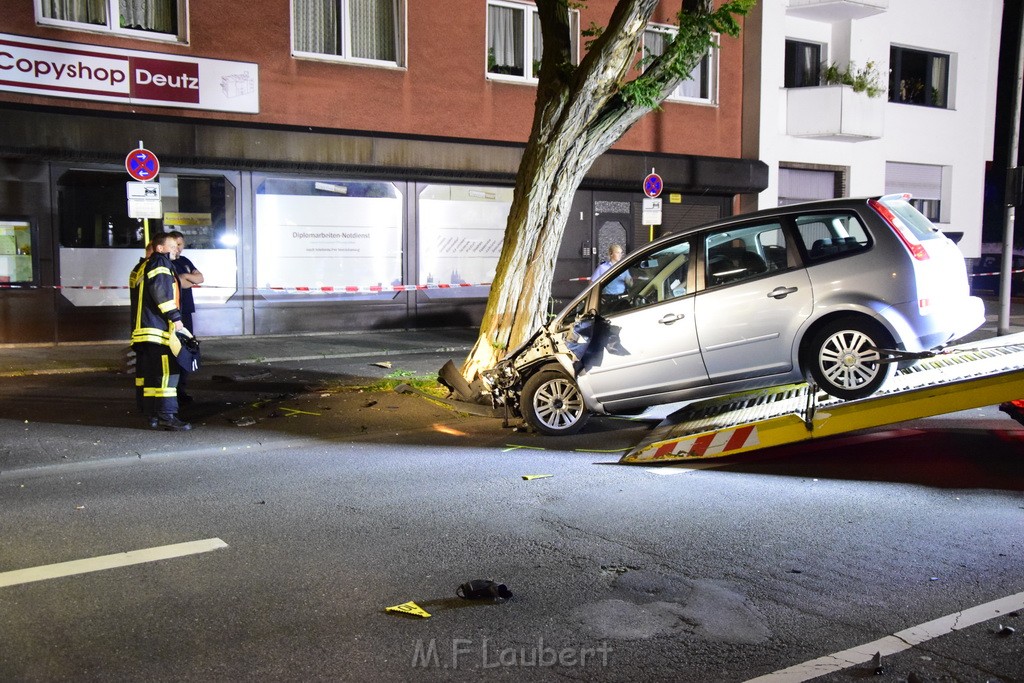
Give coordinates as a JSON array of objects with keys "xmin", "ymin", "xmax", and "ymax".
[
  {"xmin": 784, "ymin": 39, "xmax": 821, "ymax": 88},
  {"xmin": 889, "ymin": 45, "xmax": 950, "ymax": 108},
  {"xmin": 292, "ymin": 0, "xmax": 405, "ymax": 66},
  {"xmin": 643, "ymin": 25, "xmax": 718, "ymax": 104},
  {"xmin": 418, "ymin": 185, "xmax": 511, "ymax": 298},
  {"xmin": 0, "ymin": 219, "xmax": 35, "ymax": 285},
  {"xmin": 36, "ymin": 0, "xmax": 184, "ymax": 41},
  {"xmin": 56, "ymin": 170, "xmax": 237, "ymax": 307},
  {"xmin": 255, "ymin": 177, "xmax": 403, "ymax": 300},
  {"xmin": 487, "ymin": 0, "xmax": 579, "ymax": 81}
]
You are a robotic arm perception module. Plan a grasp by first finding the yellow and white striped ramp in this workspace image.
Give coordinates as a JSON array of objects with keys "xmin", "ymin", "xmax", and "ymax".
[{"xmin": 621, "ymin": 334, "xmax": 1024, "ymax": 465}]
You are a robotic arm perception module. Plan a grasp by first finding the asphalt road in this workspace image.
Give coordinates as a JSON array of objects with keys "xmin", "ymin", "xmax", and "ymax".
[{"xmin": 1, "ymin": 352, "xmax": 1022, "ymax": 682}]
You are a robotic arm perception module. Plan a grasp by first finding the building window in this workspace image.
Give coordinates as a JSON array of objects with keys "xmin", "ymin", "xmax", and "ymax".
[
  {"xmin": 784, "ymin": 39, "xmax": 821, "ymax": 88},
  {"xmin": 36, "ymin": 0, "xmax": 183, "ymax": 40},
  {"xmin": 885, "ymin": 162, "xmax": 944, "ymax": 222},
  {"xmin": 643, "ymin": 25, "xmax": 718, "ymax": 104},
  {"xmin": 418, "ymin": 185, "xmax": 511, "ymax": 297},
  {"xmin": 255, "ymin": 177, "xmax": 403, "ymax": 301},
  {"xmin": 292, "ymin": 0, "xmax": 405, "ymax": 66},
  {"xmin": 0, "ymin": 219, "xmax": 35, "ymax": 285},
  {"xmin": 487, "ymin": 0, "xmax": 579, "ymax": 81},
  {"xmin": 779, "ymin": 166, "xmax": 844, "ymax": 205},
  {"xmin": 889, "ymin": 45, "xmax": 949, "ymax": 108},
  {"xmin": 55, "ymin": 169, "xmax": 238, "ymax": 308}
]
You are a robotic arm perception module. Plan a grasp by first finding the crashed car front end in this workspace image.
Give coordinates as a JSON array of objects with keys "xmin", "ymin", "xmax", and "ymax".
[{"xmin": 480, "ymin": 319, "xmax": 589, "ymax": 420}]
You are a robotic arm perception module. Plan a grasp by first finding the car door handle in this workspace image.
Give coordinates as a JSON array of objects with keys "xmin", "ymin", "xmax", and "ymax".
[
  {"xmin": 658, "ymin": 313, "xmax": 685, "ymax": 325},
  {"xmin": 767, "ymin": 286, "xmax": 799, "ymax": 299}
]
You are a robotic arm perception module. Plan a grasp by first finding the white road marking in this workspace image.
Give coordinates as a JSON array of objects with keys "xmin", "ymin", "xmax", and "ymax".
[
  {"xmin": 0, "ymin": 538, "xmax": 228, "ymax": 588},
  {"xmin": 745, "ymin": 589, "xmax": 1024, "ymax": 682}
]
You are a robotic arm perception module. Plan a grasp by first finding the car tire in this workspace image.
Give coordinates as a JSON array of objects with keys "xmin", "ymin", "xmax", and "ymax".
[
  {"xmin": 521, "ymin": 368, "xmax": 590, "ymax": 436},
  {"xmin": 804, "ymin": 318, "xmax": 895, "ymax": 400}
]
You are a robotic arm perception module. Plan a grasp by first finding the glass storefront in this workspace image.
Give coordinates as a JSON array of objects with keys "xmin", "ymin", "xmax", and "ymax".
[{"xmin": 56, "ymin": 170, "xmax": 238, "ymax": 307}]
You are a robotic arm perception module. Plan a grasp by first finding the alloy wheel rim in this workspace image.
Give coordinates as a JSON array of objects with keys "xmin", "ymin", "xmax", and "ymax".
[
  {"xmin": 534, "ymin": 378, "xmax": 585, "ymax": 430},
  {"xmin": 819, "ymin": 330, "xmax": 881, "ymax": 389}
]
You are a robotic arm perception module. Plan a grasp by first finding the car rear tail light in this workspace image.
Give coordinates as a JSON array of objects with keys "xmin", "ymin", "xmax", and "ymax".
[{"xmin": 869, "ymin": 198, "xmax": 929, "ymax": 261}]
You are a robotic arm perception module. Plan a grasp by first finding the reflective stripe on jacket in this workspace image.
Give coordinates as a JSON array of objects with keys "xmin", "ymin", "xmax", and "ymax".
[{"xmin": 130, "ymin": 253, "xmax": 181, "ymax": 347}]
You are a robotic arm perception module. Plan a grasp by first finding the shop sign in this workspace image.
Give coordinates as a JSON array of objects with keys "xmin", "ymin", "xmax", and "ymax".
[{"xmin": 0, "ymin": 33, "xmax": 258, "ymax": 114}]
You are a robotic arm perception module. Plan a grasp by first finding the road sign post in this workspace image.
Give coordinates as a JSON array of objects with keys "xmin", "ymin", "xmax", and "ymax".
[
  {"xmin": 643, "ymin": 170, "xmax": 663, "ymax": 241},
  {"xmin": 126, "ymin": 143, "xmax": 161, "ymax": 244}
]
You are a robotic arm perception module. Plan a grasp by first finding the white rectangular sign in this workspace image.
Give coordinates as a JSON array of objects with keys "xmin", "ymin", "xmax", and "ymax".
[
  {"xmin": 126, "ymin": 182, "xmax": 160, "ymax": 200},
  {"xmin": 0, "ymin": 33, "xmax": 259, "ymax": 114}
]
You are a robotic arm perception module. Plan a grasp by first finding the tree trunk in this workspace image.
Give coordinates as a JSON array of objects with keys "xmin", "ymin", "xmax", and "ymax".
[{"xmin": 459, "ymin": 0, "xmax": 752, "ymax": 385}]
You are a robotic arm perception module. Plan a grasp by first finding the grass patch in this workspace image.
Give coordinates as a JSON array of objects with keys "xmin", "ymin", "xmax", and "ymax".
[{"xmin": 328, "ymin": 368, "xmax": 448, "ymax": 396}]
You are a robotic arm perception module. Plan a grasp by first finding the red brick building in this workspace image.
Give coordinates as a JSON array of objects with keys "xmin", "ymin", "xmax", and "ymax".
[{"xmin": 0, "ymin": 1, "xmax": 765, "ymax": 342}]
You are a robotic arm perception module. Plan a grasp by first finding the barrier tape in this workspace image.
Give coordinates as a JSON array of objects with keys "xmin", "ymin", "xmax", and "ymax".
[
  {"xmin": 3, "ymin": 267, "xmax": 1021, "ymax": 292},
  {"xmin": 0, "ymin": 281, "xmax": 493, "ymax": 292}
]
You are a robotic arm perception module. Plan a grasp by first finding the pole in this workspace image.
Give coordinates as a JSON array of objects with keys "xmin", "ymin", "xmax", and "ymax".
[{"xmin": 999, "ymin": 1, "xmax": 1024, "ymax": 335}]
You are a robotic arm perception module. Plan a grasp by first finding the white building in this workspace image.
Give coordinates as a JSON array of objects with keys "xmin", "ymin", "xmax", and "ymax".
[{"xmin": 742, "ymin": 0, "xmax": 1002, "ymax": 258}]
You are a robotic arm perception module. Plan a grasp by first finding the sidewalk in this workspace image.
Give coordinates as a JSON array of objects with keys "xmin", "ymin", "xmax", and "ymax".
[{"xmin": 0, "ymin": 327, "xmax": 480, "ymax": 378}]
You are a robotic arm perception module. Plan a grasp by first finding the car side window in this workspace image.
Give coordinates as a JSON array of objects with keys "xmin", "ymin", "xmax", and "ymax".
[
  {"xmin": 599, "ymin": 240, "xmax": 691, "ymax": 315},
  {"xmin": 795, "ymin": 212, "xmax": 870, "ymax": 263},
  {"xmin": 705, "ymin": 222, "xmax": 784, "ymax": 287}
]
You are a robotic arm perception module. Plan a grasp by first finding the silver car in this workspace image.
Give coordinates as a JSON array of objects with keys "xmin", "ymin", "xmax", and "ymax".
[{"xmin": 483, "ymin": 195, "xmax": 985, "ymax": 435}]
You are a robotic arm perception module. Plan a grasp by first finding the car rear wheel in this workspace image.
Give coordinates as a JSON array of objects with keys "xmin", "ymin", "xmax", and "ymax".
[
  {"xmin": 521, "ymin": 369, "xmax": 590, "ymax": 436},
  {"xmin": 805, "ymin": 318, "xmax": 895, "ymax": 400}
]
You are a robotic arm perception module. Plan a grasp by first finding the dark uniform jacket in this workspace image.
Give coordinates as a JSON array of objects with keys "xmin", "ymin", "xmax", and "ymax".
[{"xmin": 130, "ymin": 252, "xmax": 182, "ymax": 346}]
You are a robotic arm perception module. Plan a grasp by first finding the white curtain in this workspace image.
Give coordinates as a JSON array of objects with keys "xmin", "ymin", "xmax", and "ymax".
[
  {"xmin": 488, "ymin": 5, "xmax": 523, "ymax": 75},
  {"xmin": 41, "ymin": 0, "xmax": 107, "ymax": 25},
  {"xmin": 350, "ymin": 0, "xmax": 397, "ymax": 61},
  {"xmin": 929, "ymin": 55, "xmax": 948, "ymax": 106},
  {"xmin": 294, "ymin": 0, "xmax": 340, "ymax": 54},
  {"xmin": 119, "ymin": 0, "xmax": 176, "ymax": 33}
]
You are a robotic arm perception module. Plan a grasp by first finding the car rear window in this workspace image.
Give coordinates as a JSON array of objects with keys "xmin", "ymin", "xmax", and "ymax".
[{"xmin": 878, "ymin": 198, "xmax": 943, "ymax": 241}]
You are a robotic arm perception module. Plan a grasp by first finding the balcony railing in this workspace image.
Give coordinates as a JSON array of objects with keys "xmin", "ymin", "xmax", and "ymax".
[
  {"xmin": 785, "ymin": 0, "xmax": 888, "ymax": 22},
  {"xmin": 787, "ymin": 85, "xmax": 884, "ymax": 141}
]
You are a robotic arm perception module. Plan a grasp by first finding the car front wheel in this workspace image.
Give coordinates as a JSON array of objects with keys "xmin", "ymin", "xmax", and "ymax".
[
  {"xmin": 521, "ymin": 369, "xmax": 590, "ymax": 436},
  {"xmin": 805, "ymin": 318, "xmax": 895, "ymax": 400}
]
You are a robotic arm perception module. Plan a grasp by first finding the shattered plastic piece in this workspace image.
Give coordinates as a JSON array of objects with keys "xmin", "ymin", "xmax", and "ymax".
[
  {"xmin": 232, "ymin": 417, "xmax": 257, "ymax": 427},
  {"xmin": 522, "ymin": 474, "xmax": 553, "ymax": 481},
  {"xmin": 385, "ymin": 601, "xmax": 431, "ymax": 618},
  {"xmin": 457, "ymin": 579, "xmax": 512, "ymax": 603},
  {"xmin": 372, "ymin": 361, "xmax": 393, "ymax": 369},
  {"xmin": 872, "ymin": 651, "xmax": 885, "ymax": 675}
]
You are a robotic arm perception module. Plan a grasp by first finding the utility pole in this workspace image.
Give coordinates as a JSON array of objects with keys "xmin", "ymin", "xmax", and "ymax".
[{"xmin": 1000, "ymin": 0, "xmax": 1024, "ymax": 335}]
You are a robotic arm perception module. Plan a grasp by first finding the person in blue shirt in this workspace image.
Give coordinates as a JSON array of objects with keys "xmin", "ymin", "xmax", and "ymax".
[
  {"xmin": 592, "ymin": 243, "xmax": 632, "ymax": 295},
  {"xmin": 168, "ymin": 231, "xmax": 204, "ymax": 403}
]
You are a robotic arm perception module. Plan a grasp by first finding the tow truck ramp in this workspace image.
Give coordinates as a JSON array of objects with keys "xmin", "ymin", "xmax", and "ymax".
[{"xmin": 620, "ymin": 332, "xmax": 1024, "ymax": 464}]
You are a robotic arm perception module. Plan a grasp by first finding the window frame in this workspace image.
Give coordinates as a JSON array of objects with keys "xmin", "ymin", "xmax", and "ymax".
[
  {"xmin": 642, "ymin": 24, "xmax": 719, "ymax": 106},
  {"xmin": 485, "ymin": 0, "xmax": 579, "ymax": 84},
  {"xmin": 784, "ymin": 39, "xmax": 822, "ymax": 89},
  {"xmin": 291, "ymin": 0, "xmax": 407, "ymax": 69},
  {"xmin": 889, "ymin": 44, "xmax": 951, "ymax": 109},
  {"xmin": 34, "ymin": 0, "xmax": 187, "ymax": 43},
  {"xmin": 0, "ymin": 216, "xmax": 37, "ymax": 286}
]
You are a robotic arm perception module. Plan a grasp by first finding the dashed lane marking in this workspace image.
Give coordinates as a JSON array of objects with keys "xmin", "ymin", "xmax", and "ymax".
[
  {"xmin": 744, "ymin": 589, "xmax": 1024, "ymax": 682},
  {"xmin": 0, "ymin": 538, "xmax": 228, "ymax": 588}
]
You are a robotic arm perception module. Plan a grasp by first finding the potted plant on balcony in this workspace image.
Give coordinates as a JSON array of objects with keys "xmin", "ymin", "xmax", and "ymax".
[{"xmin": 823, "ymin": 60, "xmax": 885, "ymax": 98}]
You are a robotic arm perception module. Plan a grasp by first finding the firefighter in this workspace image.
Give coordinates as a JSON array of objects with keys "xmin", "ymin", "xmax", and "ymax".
[{"xmin": 129, "ymin": 233, "xmax": 191, "ymax": 431}]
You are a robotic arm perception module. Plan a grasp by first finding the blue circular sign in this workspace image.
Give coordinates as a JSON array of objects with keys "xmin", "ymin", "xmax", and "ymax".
[
  {"xmin": 643, "ymin": 173, "xmax": 663, "ymax": 198},
  {"xmin": 126, "ymin": 148, "xmax": 160, "ymax": 181}
]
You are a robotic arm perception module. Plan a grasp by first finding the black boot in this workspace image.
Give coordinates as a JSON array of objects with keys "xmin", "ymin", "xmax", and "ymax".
[{"xmin": 156, "ymin": 415, "xmax": 192, "ymax": 431}]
